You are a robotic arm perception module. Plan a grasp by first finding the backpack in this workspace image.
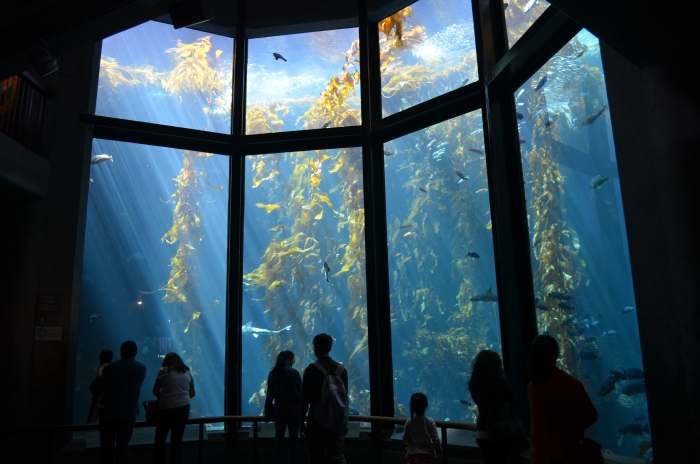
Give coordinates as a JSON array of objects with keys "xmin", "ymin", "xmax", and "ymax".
[{"xmin": 312, "ymin": 361, "xmax": 349, "ymax": 432}]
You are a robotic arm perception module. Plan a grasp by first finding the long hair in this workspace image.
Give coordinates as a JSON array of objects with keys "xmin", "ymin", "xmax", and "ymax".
[
  {"xmin": 526, "ymin": 335, "xmax": 560, "ymax": 386},
  {"xmin": 272, "ymin": 350, "xmax": 294, "ymax": 384},
  {"xmin": 409, "ymin": 392, "xmax": 428, "ymax": 419},
  {"xmin": 468, "ymin": 350, "xmax": 505, "ymax": 395},
  {"xmin": 162, "ymin": 352, "xmax": 189, "ymax": 374}
]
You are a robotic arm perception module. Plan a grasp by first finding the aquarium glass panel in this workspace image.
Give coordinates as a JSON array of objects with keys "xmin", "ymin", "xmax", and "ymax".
[
  {"xmin": 246, "ymin": 29, "xmax": 361, "ymax": 133},
  {"xmin": 379, "ymin": 0, "xmax": 478, "ymax": 117},
  {"xmin": 516, "ymin": 29, "xmax": 649, "ymax": 456},
  {"xmin": 504, "ymin": 0, "xmax": 550, "ymax": 49},
  {"xmin": 74, "ymin": 140, "xmax": 229, "ymax": 424},
  {"xmin": 97, "ymin": 21, "xmax": 233, "ymax": 133},
  {"xmin": 241, "ymin": 149, "xmax": 370, "ymax": 416},
  {"xmin": 384, "ymin": 111, "xmax": 500, "ymax": 421}
]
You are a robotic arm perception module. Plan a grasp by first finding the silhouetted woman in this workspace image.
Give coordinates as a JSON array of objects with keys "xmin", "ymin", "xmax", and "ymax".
[
  {"xmin": 527, "ymin": 335, "xmax": 598, "ymax": 464},
  {"xmin": 87, "ymin": 348, "xmax": 113, "ymax": 423},
  {"xmin": 152, "ymin": 352, "xmax": 195, "ymax": 464},
  {"xmin": 265, "ymin": 350, "xmax": 302, "ymax": 464},
  {"xmin": 468, "ymin": 350, "xmax": 520, "ymax": 464}
]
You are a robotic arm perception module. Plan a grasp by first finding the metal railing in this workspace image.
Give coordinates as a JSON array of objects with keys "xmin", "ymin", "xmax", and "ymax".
[
  {"xmin": 0, "ymin": 414, "xmax": 476, "ymax": 464},
  {"xmin": 0, "ymin": 72, "xmax": 49, "ymax": 154}
]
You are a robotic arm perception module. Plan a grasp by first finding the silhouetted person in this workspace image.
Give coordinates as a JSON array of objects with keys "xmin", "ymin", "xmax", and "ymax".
[
  {"xmin": 88, "ymin": 348, "xmax": 113, "ymax": 423},
  {"xmin": 468, "ymin": 349, "xmax": 523, "ymax": 464},
  {"xmin": 100, "ymin": 341, "xmax": 147, "ymax": 464},
  {"xmin": 265, "ymin": 350, "xmax": 302, "ymax": 464},
  {"xmin": 152, "ymin": 352, "xmax": 195, "ymax": 464},
  {"xmin": 299, "ymin": 333, "xmax": 349, "ymax": 464},
  {"xmin": 527, "ymin": 335, "xmax": 598, "ymax": 464},
  {"xmin": 402, "ymin": 392, "xmax": 442, "ymax": 463}
]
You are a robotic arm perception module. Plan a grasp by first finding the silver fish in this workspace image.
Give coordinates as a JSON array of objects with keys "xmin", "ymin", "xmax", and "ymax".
[
  {"xmin": 524, "ymin": 0, "xmax": 538, "ymax": 13},
  {"xmin": 581, "ymin": 104, "xmax": 608, "ymax": 125},
  {"xmin": 89, "ymin": 314, "xmax": 103, "ymax": 322},
  {"xmin": 242, "ymin": 321, "xmax": 292, "ymax": 338},
  {"xmin": 91, "ymin": 154, "xmax": 113, "ymax": 164}
]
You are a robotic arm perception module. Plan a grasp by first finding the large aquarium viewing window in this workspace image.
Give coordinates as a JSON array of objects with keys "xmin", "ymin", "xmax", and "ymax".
[
  {"xmin": 246, "ymin": 29, "xmax": 361, "ymax": 133},
  {"xmin": 74, "ymin": 141, "xmax": 230, "ymax": 423},
  {"xmin": 379, "ymin": 0, "xmax": 478, "ymax": 117},
  {"xmin": 241, "ymin": 149, "xmax": 370, "ymax": 416},
  {"xmin": 384, "ymin": 111, "xmax": 501, "ymax": 421},
  {"xmin": 516, "ymin": 29, "xmax": 649, "ymax": 455},
  {"xmin": 97, "ymin": 21, "xmax": 234, "ymax": 133}
]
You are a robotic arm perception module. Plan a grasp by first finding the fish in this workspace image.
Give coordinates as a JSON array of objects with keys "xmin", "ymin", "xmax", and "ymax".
[
  {"xmin": 516, "ymin": 112, "xmax": 524, "ymax": 120},
  {"xmin": 635, "ymin": 415, "xmax": 646, "ymax": 422},
  {"xmin": 321, "ymin": 122, "xmax": 331, "ymax": 129},
  {"xmin": 467, "ymin": 251, "xmax": 480, "ymax": 258},
  {"xmin": 475, "ymin": 188, "xmax": 488, "ymax": 194},
  {"xmin": 584, "ymin": 336, "xmax": 596, "ymax": 343},
  {"xmin": 459, "ymin": 400, "xmax": 472, "ymax": 407},
  {"xmin": 621, "ymin": 306, "xmax": 635, "ymax": 314},
  {"xmin": 537, "ymin": 304, "xmax": 549, "ymax": 311},
  {"xmin": 203, "ymin": 107, "xmax": 210, "ymax": 115},
  {"xmin": 618, "ymin": 422, "xmax": 649, "ymax": 435},
  {"xmin": 579, "ymin": 351, "xmax": 598, "ymax": 360},
  {"xmin": 273, "ymin": 53, "xmax": 287, "ymax": 61},
  {"xmin": 399, "ymin": 224, "xmax": 414, "ymax": 229},
  {"xmin": 534, "ymin": 74, "xmax": 547, "ymax": 91},
  {"xmin": 610, "ymin": 369, "xmax": 628, "ymax": 381},
  {"xmin": 456, "ymin": 171, "xmax": 469, "ymax": 182},
  {"xmin": 337, "ymin": 244, "xmax": 347, "ymax": 250},
  {"xmin": 597, "ymin": 377, "xmax": 616, "ymax": 397},
  {"xmin": 574, "ymin": 46, "xmax": 587, "ymax": 59},
  {"xmin": 547, "ymin": 291, "xmax": 571, "ymax": 300},
  {"xmin": 603, "ymin": 330, "xmax": 618, "ymax": 336},
  {"xmin": 395, "ymin": 253, "xmax": 402, "ymax": 257},
  {"xmin": 348, "ymin": 408, "xmax": 361, "ymax": 415},
  {"xmin": 90, "ymin": 154, "xmax": 113, "ymax": 164},
  {"xmin": 384, "ymin": 149, "xmax": 396, "ymax": 156},
  {"xmin": 242, "ymin": 321, "xmax": 292, "ymax": 338},
  {"xmin": 558, "ymin": 301, "xmax": 573, "ymax": 311},
  {"xmin": 418, "ymin": 187, "xmax": 427, "ymax": 194},
  {"xmin": 470, "ymin": 288, "xmax": 498, "ymax": 302},
  {"xmin": 516, "ymin": 89, "xmax": 525, "ymax": 99},
  {"xmin": 436, "ymin": 142, "xmax": 449, "ymax": 149},
  {"xmin": 461, "ymin": 78, "xmax": 469, "ymax": 87},
  {"xmin": 468, "ymin": 148, "xmax": 483, "ymax": 154},
  {"xmin": 432, "ymin": 148, "xmax": 446, "ymax": 158},
  {"xmin": 402, "ymin": 231, "xmax": 413, "ymax": 238},
  {"xmin": 590, "ymin": 320, "xmax": 600, "ymax": 327},
  {"xmin": 523, "ymin": 0, "xmax": 539, "ymax": 13},
  {"xmin": 503, "ymin": 3, "xmax": 508, "ymax": 9},
  {"xmin": 90, "ymin": 179, "xmax": 94, "ymax": 183},
  {"xmin": 323, "ymin": 262, "xmax": 331, "ymax": 282},
  {"xmin": 622, "ymin": 380, "xmax": 646, "ymax": 396},
  {"xmin": 626, "ymin": 368, "xmax": 644, "ymax": 380},
  {"xmin": 519, "ymin": 139, "xmax": 527, "ymax": 144},
  {"xmin": 588, "ymin": 174, "xmax": 611, "ymax": 189},
  {"xmin": 215, "ymin": 50, "xmax": 223, "ymax": 59},
  {"xmin": 561, "ymin": 317, "xmax": 575, "ymax": 326},
  {"xmin": 427, "ymin": 139, "xmax": 437, "ymax": 148},
  {"xmin": 89, "ymin": 314, "xmax": 103, "ymax": 322},
  {"xmin": 581, "ymin": 105, "xmax": 608, "ymax": 125}
]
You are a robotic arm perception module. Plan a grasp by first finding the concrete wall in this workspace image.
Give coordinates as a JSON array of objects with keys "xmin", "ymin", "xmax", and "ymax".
[
  {"xmin": 0, "ymin": 42, "xmax": 99, "ymax": 460},
  {"xmin": 602, "ymin": 44, "xmax": 700, "ymax": 463}
]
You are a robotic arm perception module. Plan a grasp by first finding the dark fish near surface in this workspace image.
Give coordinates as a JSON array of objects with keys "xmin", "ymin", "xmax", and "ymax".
[
  {"xmin": 597, "ymin": 377, "xmax": 616, "ymax": 397},
  {"xmin": 548, "ymin": 291, "xmax": 571, "ymax": 300},
  {"xmin": 618, "ymin": 422, "xmax": 649, "ymax": 435},
  {"xmin": 322, "ymin": 262, "xmax": 331, "ymax": 282},
  {"xmin": 579, "ymin": 351, "xmax": 598, "ymax": 360},
  {"xmin": 468, "ymin": 148, "xmax": 483, "ymax": 154},
  {"xmin": 467, "ymin": 251, "xmax": 480, "ymax": 258},
  {"xmin": 461, "ymin": 78, "xmax": 469, "ymax": 87},
  {"xmin": 89, "ymin": 313, "xmax": 103, "ymax": 322},
  {"xmin": 456, "ymin": 170, "xmax": 469, "ymax": 182},
  {"xmin": 399, "ymin": 224, "xmax": 414, "ymax": 229},
  {"xmin": 561, "ymin": 316, "xmax": 575, "ymax": 326},
  {"xmin": 273, "ymin": 53, "xmax": 287, "ymax": 61},
  {"xmin": 610, "ymin": 369, "xmax": 628, "ymax": 381},
  {"xmin": 470, "ymin": 287, "xmax": 498, "ymax": 302},
  {"xmin": 91, "ymin": 154, "xmax": 113, "ymax": 164},
  {"xmin": 516, "ymin": 112, "xmax": 524, "ymax": 120},
  {"xmin": 626, "ymin": 368, "xmax": 644, "ymax": 380},
  {"xmin": 519, "ymin": 139, "xmax": 527, "ymax": 144},
  {"xmin": 384, "ymin": 149, "xmax": 396, "ymax": 156},
  {"xmin": 622, "ymin": 380, "xmax": 646, "ymax": 396},
  {"xmin": 537, "ymin": 304, "xmax": 549, "ymax": 311},
  {"xmin": 558, "ymin": 301, "xmax": 573, "ymax": 311},
  {"xmin": 321, "ymin": 121, "xmax": 331, "ymax": 129},
  {"xmin": 588, "ymin": 174, "xmax": 611, "ymax": 189},
  {"xmin": 418, "ymin": 187, "xmax": 427, "ymax": 194},
  {"xmin": 635, "ymin": 415, "xmax": 645, "ymax": 422},
  {"xmin": 459, "ymin": 400, "xmax": 472, "ymax": 407},
  {"xmin": 534, "ymin": 74, "xmax": 547, "ymax": 91},
  {"xmin": 581, "ymin": 105, "xmax": 608, "ymax": 125}
]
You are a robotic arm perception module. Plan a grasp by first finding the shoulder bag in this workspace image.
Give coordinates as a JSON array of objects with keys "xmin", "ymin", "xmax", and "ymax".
[{"xmin": 143, "ymin": 399, "xmax": 159, "ymax": 424}]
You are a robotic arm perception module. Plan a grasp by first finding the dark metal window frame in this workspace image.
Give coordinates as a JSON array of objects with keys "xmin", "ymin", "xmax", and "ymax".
[{"xmin": 79, "ymin": 0, "xmax": 583, "ymax": 440}]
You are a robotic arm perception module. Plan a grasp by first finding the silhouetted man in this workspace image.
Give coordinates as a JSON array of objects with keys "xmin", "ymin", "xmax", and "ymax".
[
  {"xmin": 99, "ymin": 340, "xmax": 146, "ymax": 463},
  {"xmin": 299, "ymin": 333, "xmax": 349, "ymax": 464}
]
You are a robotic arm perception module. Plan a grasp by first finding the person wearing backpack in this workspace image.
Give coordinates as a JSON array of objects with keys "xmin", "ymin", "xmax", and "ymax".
[{"xmin": 299, "ymin": 333, "xmax": 349, "ymax": 464}]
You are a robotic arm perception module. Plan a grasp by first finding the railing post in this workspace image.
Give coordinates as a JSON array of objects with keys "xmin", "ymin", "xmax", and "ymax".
[
  {"xmin": 252, "ymin": 420, "xmax": 259, "ymax": 464},
  {"xmin": 441, "ymin": 426, "xmax": 448, "ymax": 464},
  {"xmin": 198, "ymin": 423, "xmax": 204, "ymax": 464},
  {"xmin": 46, "ymin": 431, "xmax": 52, "ymax": 464}
]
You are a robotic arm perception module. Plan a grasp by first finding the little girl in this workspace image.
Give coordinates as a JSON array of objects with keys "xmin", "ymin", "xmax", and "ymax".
[{"xmin": 402, "ymin": 392, "xmax": 442, "ymax": 464}]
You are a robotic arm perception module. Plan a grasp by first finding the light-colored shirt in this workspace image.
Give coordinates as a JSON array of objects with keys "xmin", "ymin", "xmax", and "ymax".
[
  {"xmin": 157, "ymin": 367, "xmax": 193, "ymax": 410},
  {"xmin": 402, "ymin": 415, "xmax": 442, "ymax": 457}
]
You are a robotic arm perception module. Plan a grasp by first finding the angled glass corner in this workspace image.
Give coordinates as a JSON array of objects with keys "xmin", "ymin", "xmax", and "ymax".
[
  {"xmin": 515, "ymin": 29, "xmax": 650, "ymax": 456},
  {"xmin": 246, "ymin": 29, "xmax": 361, "ymax": 134},
  {"xmin": 379, "ymin": 0, "xmax": 479, "ymax": 117},
  {"xmin": 504, "ymin": 0, "xmax": 550, "ymax": 49},
  {"xmin": 383, "ymin": 111, "xmax": 501, "ymax": 421},
  {"xmin": 97, "ymin": 21, "xmax": 234, "ymax": 133}
]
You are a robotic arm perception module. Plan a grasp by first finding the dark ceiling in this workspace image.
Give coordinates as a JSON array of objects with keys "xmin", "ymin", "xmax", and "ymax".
[{"xmin": 0, "ymin": 0, "xmax": 692, "ymax": 82}]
